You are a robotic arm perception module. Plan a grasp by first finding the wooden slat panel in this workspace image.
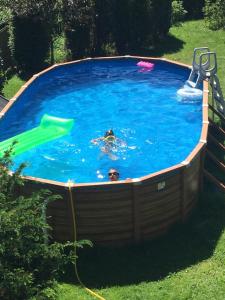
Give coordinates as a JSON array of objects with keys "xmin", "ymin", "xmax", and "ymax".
[
  {"xmin": 73, "ymin": 190, "xmax": 132, "ymax": 202},
  {"xmin": 184, "ymin": 195, "xmax": 197, "ymax": 210},
  {"xmin": 206, "ymin": 149, "xmax": 225, "ymax": 172},
  {"xmin": 141, "ymin": 203, "xmax": 180, "ymax": 223},
  {"xmin": 140, "ymin": 187, "xmax": 181, "ymax": 208},
  {"xmin": 142, "ymin": 214, "xmax": 180, "ymax": 234},
  {"xmin": 139, "ymin": 188, "xmax": 180, "ymax": 204},
  {"xmin": 185, "ymin": 155, "xmax": 200, "ymax": 177},
  {"xmin": 142, "ymin": 227, "xmax": 168, "ymax": 241},
  {"xmin": 204, "ymin": 169, "xmax": 225, "ymax": 192},
  {"xmin": 141, "ymin": 205, "xmax": 180, "ymax": 227},
  {"xmin": 76, "ymin": 200, "xmax": 132, "ymax": 211},
  {"xmin": 77, "ymin": 231, "xmax": 133, "ymax": 242},
  {"xmin": 183, "ymin": 197, "xmax": 197, "ymax": 215},
  {"xmin": 209, "ymin": 117, "xmax": 225, "ymax": 136},
  {"xmin": 76, "ymin": 207, "xmax": 132, "ymax": 218},
  {"xmin": 77, "ymin": 222, "xmax": 133, "ymax": 234},
  {"xmin": 138, "ymin": 174, "xmax": 181, "ymax": 196},
  {"xmin": 209, "ymin": 104, "xmax": 225, "ymax": 124},
  {"xmin": 208, "ymin": 133, "xmax": 225, "ymax": 151}
]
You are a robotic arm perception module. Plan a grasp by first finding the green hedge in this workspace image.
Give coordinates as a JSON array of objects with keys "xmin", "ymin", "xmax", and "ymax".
[
  {"xmin": 0, "ymin": 26, "xmax": 13, "ymax": 70},
  {"xmin": 11, "ymin": 16, "xmax": 50, "ymax": 74},
  {"xmin": 183, "ymin": 0, "xmax": 205, "ymax": 19},
  {"xmin": 66, "ymin": 0, "xmax": 172, "ymax": 57}
]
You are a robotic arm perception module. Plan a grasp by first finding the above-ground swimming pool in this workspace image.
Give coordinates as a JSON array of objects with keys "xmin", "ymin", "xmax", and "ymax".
[
  {"xmin": 0, "ymin": 58, "xmax": 202, "ymax": 183},
  {"xmin": 0, "ymin": 56, "xmax": 209, "ymax": 245}
]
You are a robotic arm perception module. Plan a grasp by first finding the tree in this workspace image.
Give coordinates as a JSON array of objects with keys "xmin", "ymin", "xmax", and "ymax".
[
  {"xmin": 204, "ymin": 0, "xmax": 225, "ymax": 30},
  {"xmin": 113, "ymin": 0, "xmax": 131, "ymax": 54},
  {"xmin": 0, "ymin": 51, "xmax": 5, "ymax": 91},
  {"xmin": 0, "ymin": 145, "xmax": 91, "ymax": 300},
  {"xmin": 0, "ymin": 0, "xmax": 61, "ymax": 67},
  {"xmin": 171, "ymin": 0, "xmax": 187, "ymax": 26},
  {"xmin": 61, "ymin": 0, "xmax": 95, "ymax": 59},
  {"xmin": 94, "ymin": 0, "xmax": 115, "ymax": 55},
  {"xmin": 183, "ymin": 0, "xmax": 205, "ymax": 19},
  {"xmin": 10, "ymin": 15, "xmax": 50, "ymax": 73}
]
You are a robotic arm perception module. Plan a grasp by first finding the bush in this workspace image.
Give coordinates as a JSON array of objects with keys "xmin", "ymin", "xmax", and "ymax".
[
  {"xmin": 0, "ymin": 52, "xmax": 5, "ymax": 91},
  {"xmin": 151, "ymin": 0, "xmax": 172, "ymax": 41},
  {"xmin": 10, "ymin": 16, "xmax": 50, "ymax": 74},
  {"xmin": 63, "ymin": 0, "xmax": 95, "ymax": 59},
  {"xmin": 183, "ymin": 0, "xmax": 205, "ymax": 19},
  {"xmin": 203, "ymin": 0, "xmax": 225, "ymax": 30},
  {"xmin": 114, "ymin": 0, "xmax": 172, "ymax": 54},
  {"xmin": 65, "ymin": 24, "xmax": 92, "ymax": 59},
  {"xmin": 171, "ymin": 0, "xmax": 187, "ymax": 26},
  {"xmin": 0, "ymin": 145, "xmax": 91, "ymax": 300},
  {"xmin": 94, "ymin": 0, "xmax": 115, "ymax": 55}
]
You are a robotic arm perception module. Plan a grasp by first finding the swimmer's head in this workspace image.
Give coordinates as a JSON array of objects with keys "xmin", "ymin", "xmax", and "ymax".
[
  {"xmin": 108, "ymin": 168, "xmax": 119, "ymax": 181},
  {"xmin": 104, "ymin": 129, "xmax": 114, "ymax": 138}
]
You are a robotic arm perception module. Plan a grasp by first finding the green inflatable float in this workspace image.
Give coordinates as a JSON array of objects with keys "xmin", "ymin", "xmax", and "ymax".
[{"xmin": 0, "ymin": 114, "xmax": 74, "ymax": 157}]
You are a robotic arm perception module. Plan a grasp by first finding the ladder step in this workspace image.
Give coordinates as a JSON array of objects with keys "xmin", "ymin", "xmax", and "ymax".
[
  {"xmin": 209, "ymin": 117, "xmax": 225, "ymax": 137},
  {"xmin": 206, "ymin": 149, "xmax": 225, "ymax": 173},
  {"xmin": 208, "ymin": 104, "xmax": 225, "ymax": 124},
  {"xmin": 203, "ymin": 169, "xmax": 225, "ymax": 192},
  {"xmin": 208, "ymin": 133, "xmax": 225, "ymax": 151}
]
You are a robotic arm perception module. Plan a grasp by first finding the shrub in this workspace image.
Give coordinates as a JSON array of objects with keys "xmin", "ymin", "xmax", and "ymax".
[
  {"xmin": 0, "ymin": 145, "xmax": 91, "ymax": 300},
  {"xmin": 171, "ymin": 0, "xmax": 187, "ymax": 26},
  {"xmin": 203, "ymin": 0, "xmax": 225, "ymax": 30},
  {"xmin": 63, "ymin": 0, "xmax": 95, "ymax": 59},
  {"xmin": 10, "ymin": 16, "xmax": 50, "ymax": 74},
  {"xmin": 0, "ymin": 52, "xmax": 5, "ymax": 91},
  {"xmin": 151, "ymin": 0, "xmax": 172, "ymax": 41},
  {"xmin": 114, "ymin": 0, "xmax": 172, "ymax": 54},
  {"xmin": 94, "ymin": 0, "xmax": 115, "ymax": 55},
  {"xmin": 183, "ymin": 0, "xmax": 205, "ymax": 19}
]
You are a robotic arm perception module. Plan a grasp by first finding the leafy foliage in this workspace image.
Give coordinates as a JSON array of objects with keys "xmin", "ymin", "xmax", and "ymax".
[
  {"xmin": 0, "ymin": 51, "xmax": 5, "ymax": 91},
  {"xmin": 204, "ymin": 0, "xmax": 225, "ymax": 30},
  {"xmin": 10, "ymin": 16, "xmax": 50, "ymax": 74},
  {"xmin": 171, "ymin": 0, "xmax": 187, "ymax": 26},
  {"xmin": 0, "ymin": 0, "xmax": 174, "ymax": 66},
  {"xmin": 0, "ymin": 7, "xmax": 11, "ymax": 25},
  {"xmin": 113, "ymin": 0, "xmax": 172, "ymax": 55},
  {"xmin": 0, "ymin": 145, "xmax": 91, "ymax": 300},
  {"xmin": 63, "ymin": 0, "xmax": 95, "ymax": 59},
  {"xmin": 183, "ymin": 0, "xmax": 205, "ymax": 19},
  {"xmin": 94, "ymin": 0, "xmax": 115, "ymax": 55}
]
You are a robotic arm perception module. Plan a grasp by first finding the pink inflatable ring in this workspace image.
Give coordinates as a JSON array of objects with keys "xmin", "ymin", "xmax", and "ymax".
[{"xmin": 137, "ymin": 61, "xmax": 154, "ymax": 69}]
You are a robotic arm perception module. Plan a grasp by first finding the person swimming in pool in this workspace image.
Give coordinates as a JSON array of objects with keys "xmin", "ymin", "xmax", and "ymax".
[
  {"xmin": 91, "ymin": 129, "xmax": 125, "ymax": 160},
  {"xmin": 108, "ymin": 168, "xmax": 119, "ymax": 181}
]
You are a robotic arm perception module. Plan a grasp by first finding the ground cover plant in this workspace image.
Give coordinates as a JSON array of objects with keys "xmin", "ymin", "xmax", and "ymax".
[{"xmin": 0, "ymin": 146, "xmax": 91, "ymax": 300}]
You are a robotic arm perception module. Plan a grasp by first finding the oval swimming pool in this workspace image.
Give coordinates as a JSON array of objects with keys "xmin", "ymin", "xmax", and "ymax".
[{"xmin": 0, "ymin": 58, "xmax": 202, "ymax": 183}]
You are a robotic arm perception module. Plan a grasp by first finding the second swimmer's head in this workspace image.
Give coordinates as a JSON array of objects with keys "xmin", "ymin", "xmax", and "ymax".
[{"xmin": 104, "ymin": 129, "xmax": 114, "ymax": 138}]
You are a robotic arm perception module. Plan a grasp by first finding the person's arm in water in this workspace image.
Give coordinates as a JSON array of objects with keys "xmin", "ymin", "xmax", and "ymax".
[{"xmin": 91, "ymin": 137, "xmax": 104, "ymax": 144}]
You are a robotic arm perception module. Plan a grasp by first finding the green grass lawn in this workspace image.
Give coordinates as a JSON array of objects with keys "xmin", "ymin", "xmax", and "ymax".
[
  {"xmin": 55, "ymin": 186, "xmax": 225, "ymax": 300},
  {"xmin": 2, "ymin": 19, "xmax": 225, "ymax": 300}
]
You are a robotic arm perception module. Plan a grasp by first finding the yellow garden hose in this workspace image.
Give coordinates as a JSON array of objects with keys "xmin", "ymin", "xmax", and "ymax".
[{"xmin": 67, "ymin": 180, "xmax": 106, "ymax": 300}]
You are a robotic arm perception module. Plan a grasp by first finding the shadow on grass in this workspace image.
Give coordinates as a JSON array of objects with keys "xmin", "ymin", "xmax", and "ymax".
[
  {"xmin": 129, "ymin": 34, "xmax": 185, "ymax": 57},
  {"xmin": 63, "ymin": 183, "xmax": 225, "ymax": 288}
]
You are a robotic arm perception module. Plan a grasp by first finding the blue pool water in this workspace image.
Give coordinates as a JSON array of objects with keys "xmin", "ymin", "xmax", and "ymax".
[{"xmin": 0, "ymin": 59, "xmax": 202, "ymax": 183}]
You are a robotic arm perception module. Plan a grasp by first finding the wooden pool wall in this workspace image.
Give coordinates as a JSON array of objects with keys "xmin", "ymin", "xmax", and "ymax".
[{"xmin": 0, "ymin": 56, "xmax": 209, "ymax": 245}]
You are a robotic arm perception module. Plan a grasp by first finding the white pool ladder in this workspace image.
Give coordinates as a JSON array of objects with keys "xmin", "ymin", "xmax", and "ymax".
[
  {"xmin": 210, "ymin": 73, "xmax": 225, "ymax": 116},
  {"xmin": 186, "ymin": 47, "xmax": 217, "ymax": 88}
]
